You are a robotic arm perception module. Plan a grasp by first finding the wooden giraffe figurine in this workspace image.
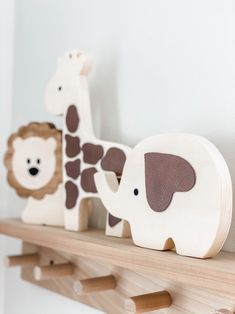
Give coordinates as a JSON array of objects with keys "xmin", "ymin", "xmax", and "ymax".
[{"xmin": 45, "ymin": 50, "xmax": 131, "ymax": 237}]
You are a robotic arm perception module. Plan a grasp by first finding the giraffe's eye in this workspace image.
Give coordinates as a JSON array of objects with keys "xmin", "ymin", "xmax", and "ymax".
[{"xmin": 58, "ymin": 86, "xmax": 62, "ymax": 91}]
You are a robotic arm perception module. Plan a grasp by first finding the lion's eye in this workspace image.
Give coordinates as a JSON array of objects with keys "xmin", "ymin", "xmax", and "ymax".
[
  {"xmin": 27, "ymin": 159, "xmax": 31, "ymax": 164},
  {"xmin": 58, "ymin": 86, "xmax": 62, "ymax": 91},
  {"xmin": 37, "ymin": 158, "xmax": 41, "ymax": 164}
]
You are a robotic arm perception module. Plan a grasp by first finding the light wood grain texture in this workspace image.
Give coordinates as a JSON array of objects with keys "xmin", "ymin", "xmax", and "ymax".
[
  {"xmin": 34, "ymin": 263, "xmax": 74, "ymax": 281},
  {"xmin": 0, "ymin": 218, "xmax": 234, "ymax": 297},
  {"xmin": 125, "ymin": 291, "xmax": 172, "ymax": 313},
  {"xmin": 74, "ymin": 275, "xmax": 116, "ymax": 295},
  {"xmin": 21, "ymin": 244, "xmax": 235, "ymax": 314},
  {"xmin": 5, "ymin": 253, "xmax": 39, "ymax": 267}
]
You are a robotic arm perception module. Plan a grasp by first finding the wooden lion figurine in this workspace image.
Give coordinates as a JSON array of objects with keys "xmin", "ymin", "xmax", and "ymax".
[{"xmin": 4, "ymin": 122, "xmax": 64, "ymax": 226}]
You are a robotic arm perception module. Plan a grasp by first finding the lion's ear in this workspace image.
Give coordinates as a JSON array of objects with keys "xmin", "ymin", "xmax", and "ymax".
[
  {"xmin": 46, "ymin": 137, "xmax": 57, "ymax": 152},
  {"xmin": 12, "ymin": 138, "xmax": 23, "ymax": 150}
]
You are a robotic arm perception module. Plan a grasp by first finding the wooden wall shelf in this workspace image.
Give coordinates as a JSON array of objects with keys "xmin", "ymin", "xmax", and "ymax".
[{"xmin": 0, "ymin": 218, "xmax": 234, "ymax": 313}]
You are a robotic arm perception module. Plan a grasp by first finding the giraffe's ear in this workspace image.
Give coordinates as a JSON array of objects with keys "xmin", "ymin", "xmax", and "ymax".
[{"xmin": 80, "ymin": 56, "xmax": 92, "ymax": 76}]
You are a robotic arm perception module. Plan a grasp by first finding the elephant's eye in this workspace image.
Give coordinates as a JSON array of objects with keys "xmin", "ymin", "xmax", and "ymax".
[
  {"xmin": 58, "ymin": 86, "xmax": 62, "ymax": 91},
  {"xmin": 27, "ymin": 158, "xmax": 31, "ymax": 164},
  {"xmin": 133, "ymin": 188, "xmax": 139, "ymax": 196}
]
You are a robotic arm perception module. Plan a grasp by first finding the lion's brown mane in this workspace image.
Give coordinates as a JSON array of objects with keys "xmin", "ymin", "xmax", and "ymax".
[{"xmin": 4, "ymin": 122, "xmax": 62, "ymax": 200}]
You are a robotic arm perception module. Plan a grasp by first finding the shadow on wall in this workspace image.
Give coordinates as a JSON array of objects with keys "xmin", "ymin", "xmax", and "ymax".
[
  {"xmin": 89, "ymin": 48, "xmax": 125, "ymax": 145},
  {"xmin": 212, "ymin": 134, "xmax": 235, "ymax": 253}
]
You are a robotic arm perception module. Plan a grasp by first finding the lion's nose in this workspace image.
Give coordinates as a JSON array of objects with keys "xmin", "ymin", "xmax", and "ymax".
[{"xmin": 29, "ymin": 167, "xmax": 39, "ymax": 176}]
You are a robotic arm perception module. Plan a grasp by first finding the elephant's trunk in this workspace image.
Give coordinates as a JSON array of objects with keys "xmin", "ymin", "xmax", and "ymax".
[{"xmin": 94, "ymin": 171, "xmax": 125, "ymax": 220}]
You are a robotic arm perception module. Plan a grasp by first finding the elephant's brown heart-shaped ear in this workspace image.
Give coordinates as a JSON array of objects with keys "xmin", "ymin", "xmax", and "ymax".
[{"xmin": 144, "ymin": 153, "xmax": 196, "ymax": 212}]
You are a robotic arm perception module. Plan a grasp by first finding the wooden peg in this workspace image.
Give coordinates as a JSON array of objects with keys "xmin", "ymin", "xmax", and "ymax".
[
  {"xmin": 125, "ymin": 291, "xmax": 172, "ymax": 314},
  {"xmin": 74, "ymin": 275, "xmax": 116, "ymax": 295},
  {"xmin": 4, "ymin": 253, "xmax": 39, "ymax": 267},
  {"xmin": 34, "ymin": 262, "xmax": 74, "ymax": 281}
]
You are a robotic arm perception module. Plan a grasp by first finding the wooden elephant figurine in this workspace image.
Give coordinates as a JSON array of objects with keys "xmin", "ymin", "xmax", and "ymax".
[{"xmin": 95, "ymin": 133, "xmax": 232, "ymax": 258}]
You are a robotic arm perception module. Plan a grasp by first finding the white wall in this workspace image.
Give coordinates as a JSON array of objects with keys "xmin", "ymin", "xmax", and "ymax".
[
  {"xmin": 0, "ymin": 0, "xmax": 15, "ymax": 313},
  {"xmin": 2, "ymin": 0, "xmax": 235, "ymax": 313}
]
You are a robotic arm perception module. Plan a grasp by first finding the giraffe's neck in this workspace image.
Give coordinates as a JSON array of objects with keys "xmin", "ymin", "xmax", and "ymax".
[{"xmin": 64, "ymin": 88, "xmax": 95, "ymax": 138}]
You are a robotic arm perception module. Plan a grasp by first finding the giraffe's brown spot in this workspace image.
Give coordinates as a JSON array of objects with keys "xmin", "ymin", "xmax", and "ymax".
[
  {"xmin": 65, "ymin": 135, "xmax": 80, "ymax": 158},
  {"xmin": 65, "ymin": 181, "xmax": 79, "ymax": 209},
  {"xmin": 144, "ymin": 153, "xmax": 196, "ymax": 212},
  {"xmin": 81, "ymin": 167, "xmax": 97, "ymax": 193},
  {"xmin": 66, "ymin": 105, "xmax": 79, "ymax": 133},
  {"xmin": 65, "ymin": 159, "xmax": 80, "ymax": 180},
  {"xmin": 101, "ymin": 148, "xmax": 126, "ymax": 177},
  {"xmin": 108, "ymin": 213, "xmax": 122, "ymax": 227},
  {"xmin": 82, "ymin": 143, "xmax": 104, "ymax": 164}
]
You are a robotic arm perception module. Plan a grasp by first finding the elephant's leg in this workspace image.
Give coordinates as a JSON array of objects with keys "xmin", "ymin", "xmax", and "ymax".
[
  {"xmin": 147, "ymin": 237, "xmax": 175, "ymax": 251},
  {"xmin": 173, "ymin": 230, "xmax": 217, "ymax": 258},
  {"xmin": 131, "ymin": 225, "xmax": 175, "ymax": 251},
  {"xmin": 134, "ymin": 235, "xmax": 175, "ymax": 251},
  {"xmin": 105, "ymin": 213, "xmax": 131, "ymax": 238}
]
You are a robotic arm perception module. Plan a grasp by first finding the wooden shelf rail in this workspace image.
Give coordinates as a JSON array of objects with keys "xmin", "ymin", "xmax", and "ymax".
[{"xmin": 0, "ymin": 218, "xmax": 234, "ymax": 296}]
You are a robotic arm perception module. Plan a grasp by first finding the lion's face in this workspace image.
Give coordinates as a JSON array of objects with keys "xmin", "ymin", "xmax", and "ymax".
[
  {"xmin": 4, "ymin": 122, "xmax": 62, "ymax": 200},
  {"xmin": 12, "ymin": 137, "xmax": 57, "ymax": 190}
]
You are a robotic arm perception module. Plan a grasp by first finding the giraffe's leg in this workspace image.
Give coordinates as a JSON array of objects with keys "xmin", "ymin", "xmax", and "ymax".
[
  {"xmin": 64, "ymin": 197, "xmax": 92, "ymax": 232},
  {"xmin": 77, "ymin": 198, "xmax": 92, "ymax": 231},
  {"xmin": 64, "ymin": 178, "xmax": 92, "ymax": 231},
  {"xmin": 105, "ymin": 213, "xmax": 131, "ymax": 238}
]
